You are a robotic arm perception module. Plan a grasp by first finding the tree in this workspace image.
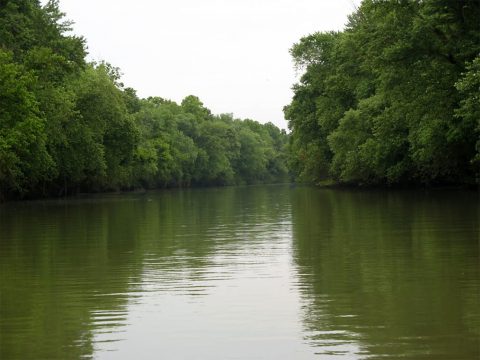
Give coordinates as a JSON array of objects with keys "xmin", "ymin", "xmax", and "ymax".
[
  {"xmin": 72, "ymin": 64, "xmax": 138, "ymax": 190},
  {"xmin": 285, "ymin": 0, "xmax": 480, "ymax": 186},
  {"xmin": 454, "ymin": 56, "xmax": 480, "ymax": 182},
  {"xmin": 0, "ymin": 0, "xmax": 289, "ymax": 199},
  {"xmin": 0, "ymin": 50, "xmax": 52, "ymax": 198}
]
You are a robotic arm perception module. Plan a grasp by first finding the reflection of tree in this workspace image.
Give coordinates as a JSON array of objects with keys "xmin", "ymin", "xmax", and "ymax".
[
  {"xmin": 290, "ymin": 188, "xmax": 479, "ymax": 359},
  {"xmin": 0, "ymin": 198, "xmax": 144, "ymax": 359},
  {"xmin": 0, "ymin": 185, "xmax": 291, "ymax": 359},
  {"xmin": 136, "ymin": 186, "xmax": 292, "ymax": 294}
]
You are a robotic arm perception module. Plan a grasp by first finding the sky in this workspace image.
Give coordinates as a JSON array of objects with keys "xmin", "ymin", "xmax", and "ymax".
[{"xmin": 50, "ymin": 0, "xmax": 360, "ymax": 129}]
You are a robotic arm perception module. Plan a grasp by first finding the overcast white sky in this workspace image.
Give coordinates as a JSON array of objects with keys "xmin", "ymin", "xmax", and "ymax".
[{"xmin": 51, "ymin": 0, "xmax": 360, "ymax": 129}]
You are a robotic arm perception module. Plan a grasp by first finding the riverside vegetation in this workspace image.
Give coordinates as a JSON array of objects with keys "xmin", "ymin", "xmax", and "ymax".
[
  {"xmin": 0, "ymin": 0, "xmax": 288, "ymax": 200},
  {"xmin": 284, "ymin": 0, "xmax": 480, "ymax": 187},
  {"xmin": 1, "ymin": 0, "xmax": 479, "ymax": 201}
]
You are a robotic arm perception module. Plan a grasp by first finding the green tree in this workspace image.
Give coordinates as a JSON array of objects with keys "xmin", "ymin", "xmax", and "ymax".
[
  {"xmin": 0, "ymin": 0, "xmax": 289, "ymax": 199},
  {"xmin": 0, "ymin": 50, "xmax": 52, "ymax": 198},
  {"xmin": 285, "ymin": 0, "xmax": 480, "ymax": 186},
  {"xmin": 72, "ymin": 64, "xmax": 138, "ymax": 190},
  {"xmin": 454, "ymin": 56, "xmax": 480, "ymax": 181}
]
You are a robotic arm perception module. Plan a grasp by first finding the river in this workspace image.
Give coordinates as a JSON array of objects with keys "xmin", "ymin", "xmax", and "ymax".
[{"xmin": 0, "ymin": 185, "xmax": 478, "ymax": 359}]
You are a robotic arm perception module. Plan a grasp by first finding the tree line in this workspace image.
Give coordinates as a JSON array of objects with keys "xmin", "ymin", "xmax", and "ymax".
[
  {"xmin": 285, "ymin": 0, "xmax": 479, "ymax": 186},
  {"xmin": 0, "ymin": 0, "xmax": 288, "ymax": 200}
]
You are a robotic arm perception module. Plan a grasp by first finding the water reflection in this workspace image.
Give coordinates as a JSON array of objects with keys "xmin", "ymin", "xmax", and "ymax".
[
  {"xmin": 0, "ymin": 196, "xmax": 142, "ymax": 359},
  {"xmin": 0, "ymin": 186, "xmax": 300, "ymax": 359},
  {"xmin": 0, "ymin": 186, "xmax": 478, "ymax": 359},
  {"xmin": 290, "ymin": 188, "xmax": 479, "ymax": 359}
]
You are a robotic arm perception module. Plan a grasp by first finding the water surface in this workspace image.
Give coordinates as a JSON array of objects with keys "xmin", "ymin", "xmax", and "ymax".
[{"xmin": 0, "ymin": 186, "xmax": 478, "ymax": 359}]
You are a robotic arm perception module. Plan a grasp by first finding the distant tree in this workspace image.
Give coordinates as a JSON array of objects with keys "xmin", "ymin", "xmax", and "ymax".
[{"xmin": 0, "ymin": 0, "xmax": 289, "ymax": 199}]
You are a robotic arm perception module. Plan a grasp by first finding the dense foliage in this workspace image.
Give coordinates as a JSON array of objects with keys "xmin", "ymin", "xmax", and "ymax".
[
  {"xmin": 0, "ymin": 0, "xmax": 288, "ymax": 200},
  {"xmin": 285, "ymin": 0, "xmax": 480, "ymax": 186}
]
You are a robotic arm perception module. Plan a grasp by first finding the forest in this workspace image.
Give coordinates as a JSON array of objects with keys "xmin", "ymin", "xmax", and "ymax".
[
  {"xmin": 285, "ymin": 0, "xmax": 479, "ymax": 186},
  {"xmin": 0, "ymin": 0, "xmax": 288, "ymax": 200},
  {"xmin": 2, "ymin": 1, "xmax": 479, "ymax": 201}
]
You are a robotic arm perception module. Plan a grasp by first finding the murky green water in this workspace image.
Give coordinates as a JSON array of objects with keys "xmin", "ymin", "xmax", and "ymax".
[{"xmin": 0, "ymin": 186, "xmax": 478, "ymax": 359}]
